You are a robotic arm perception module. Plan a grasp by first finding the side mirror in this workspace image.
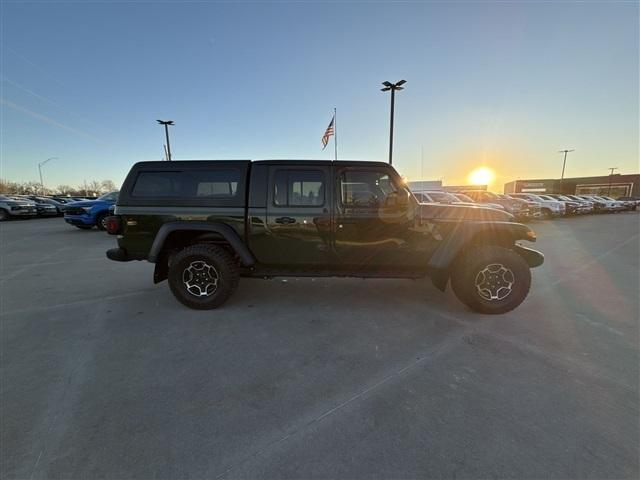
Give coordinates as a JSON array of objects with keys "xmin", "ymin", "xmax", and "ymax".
[{"xmin": 384, "ymin": 190, "xmax": 410, "ymax": 208}]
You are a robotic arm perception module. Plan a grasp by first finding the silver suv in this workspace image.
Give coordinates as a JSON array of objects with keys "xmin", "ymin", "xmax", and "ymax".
[{"xmin": 0, "ymin": 195, "xmax": 38, "ymax": 221}]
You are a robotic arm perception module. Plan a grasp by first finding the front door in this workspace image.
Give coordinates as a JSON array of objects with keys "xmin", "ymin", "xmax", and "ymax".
[
  {"xmin": 333, "ymin": 165, "xmax": 415, "ymax": 270},
  {"xmin": 263, "ymin": 165, "xmax": 333, "ymax": 266}
]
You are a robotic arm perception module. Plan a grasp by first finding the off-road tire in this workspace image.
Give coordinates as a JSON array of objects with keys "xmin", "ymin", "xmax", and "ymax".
[
  {"xmin": 168, "ymin": 244, "xmax": 239, "ymax": 310},
  {"xmin": 451, "ymin": 245, "xmax": 531, "ymax": 314},
  {"xmin": 96, "ymin": 212, "xmax": 108, "ymax": 231},
  {"xmin": 75, "ymin": 225, "xmax": 93, "ymax": 230},
  {"xmin": 0, "ymin": 209, "xmax": 8, "ymax": 221}
]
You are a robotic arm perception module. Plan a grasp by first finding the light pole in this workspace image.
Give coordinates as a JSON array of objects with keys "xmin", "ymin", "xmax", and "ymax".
[
  {"xmin": 157, "ymin": 120, "xmax": 174, "ymax": 160},
  {"xmin": 381, "ymin": 80, "xmax": 406, "ymax": 166},
  {"xmin": 558, "ymin": 149, "xmax": 574, "ymax": 182},
  {"xmin": 38, "ymin": 157, "xmax": 58, "ymax": 194},
  {"xmin": 607, "ymin": 167, "xmax": 618, "ymax": 196}
]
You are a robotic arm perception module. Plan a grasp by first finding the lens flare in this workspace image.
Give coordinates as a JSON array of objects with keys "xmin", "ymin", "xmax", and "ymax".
[{"xmin": 468, "ymin": 167, "xmax": 495, "ymax": 186}]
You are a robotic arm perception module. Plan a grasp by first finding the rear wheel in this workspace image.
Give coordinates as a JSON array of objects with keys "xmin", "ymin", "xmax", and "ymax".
[
  {"xmin": 451, "ymin": 245, "xmax": 531, "ymax": 314},
  {"xmin": 168, "ymin": 244, "xmax": 239, "ymax": 309}
]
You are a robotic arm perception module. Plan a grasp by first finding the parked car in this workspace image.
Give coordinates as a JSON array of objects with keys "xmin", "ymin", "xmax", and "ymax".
[
  {"xmin": 460, "ymin": 190, "xmax": 530, "ymax": 220},
  {"xmin": 616, "ymin": 196, "xmax": 640, "ymax": 210},
  {"xmin": 11, "ymin": 196, "xmax": 58, "ymax": 217},
  {"xmin": 546, "ymin": 194, "xmax": 591, "ymax": 214},
  {"xmin": 106, "ymin": 160, "xmax": 543, "ymax": 314},
  {"xmin": 564, "ymin": 195, "xmax": 596, "ymax": 213},
  {"xmin": 420, "ymin": 190, "xmax": 507, "ymax": 211},
  {"xmin": 578, "ymin": 195, "xmax": 618, "ymax": 212},
  {"xmin": 24, "ymin": 196, "xmax": 66, "ymax": 215},
  {"xmin": 598, "ymin": 195, "xmax": 629, "ymax": 211},
  {"xmin": 0, "ymin": 195, "xmax": 38, "ymax": 220},
  {"xmin": 498, "ymin": 194, "xmax": 542, "ymax": 219},
  {"xmin": 508, "ymin": 193, "xmax": 565, "ymax": 218},
  {"xmin": 451, "ymin": 193, "xmax": 506, "ymax": 211},
  {"xmin": 49, "ymin": 196, "xmax": 74, "ymax": 204},
  {"xmin": 63, "ymin": 191, "xmax": 119, "ymax": 230}
]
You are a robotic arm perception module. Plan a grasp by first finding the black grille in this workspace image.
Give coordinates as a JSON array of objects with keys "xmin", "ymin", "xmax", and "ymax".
[{"xmin": 65, "ymin": 207, "xmax": 86, "ymax": 215}]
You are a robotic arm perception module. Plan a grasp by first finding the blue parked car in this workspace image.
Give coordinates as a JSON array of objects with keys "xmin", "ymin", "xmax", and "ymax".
[{"xmin": 64, "ymin": 191, "xmax": 118, "ymax": 230}]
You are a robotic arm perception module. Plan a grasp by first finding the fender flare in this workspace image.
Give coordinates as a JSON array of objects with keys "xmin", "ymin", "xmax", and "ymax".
[
  {"xmin": 427, "ymin": 221, "xmax": 538, "ymax": 290},
  {"xmin": 148, "ymin": 221, "xmax": 255, "ymax": 266}
]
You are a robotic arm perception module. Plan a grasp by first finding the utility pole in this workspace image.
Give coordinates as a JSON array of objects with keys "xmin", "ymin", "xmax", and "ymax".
[
  {"xmin": 381, "ymin": 80, "xmax": 406, "ymax": 166},
  {"xmin": 38, "ymin": 157, "xmax": 58, "ymax": 194},
  {"xmin": 607, "ymin": 167, "xmax": 618, "ymax": 196},
  {"xmin": 157, "ymin": 120, "xmax": 174, "ymax": 160}
]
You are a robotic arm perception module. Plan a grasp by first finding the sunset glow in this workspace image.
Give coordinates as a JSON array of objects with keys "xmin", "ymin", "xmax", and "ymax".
[{"xmin": 468, "ymin": 167, "xmax": 495, "ymax": 186}]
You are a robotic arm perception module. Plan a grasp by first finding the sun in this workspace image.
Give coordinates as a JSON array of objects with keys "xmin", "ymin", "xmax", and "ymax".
[{"xmin": 468, "ymin": 167, "xmax": 495, "ymax": 186}]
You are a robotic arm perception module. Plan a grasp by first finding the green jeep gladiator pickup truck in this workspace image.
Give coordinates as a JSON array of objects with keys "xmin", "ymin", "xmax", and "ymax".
[{"xmin": 106, "ymin": 160, "xmax": 543, "ymax": 314}]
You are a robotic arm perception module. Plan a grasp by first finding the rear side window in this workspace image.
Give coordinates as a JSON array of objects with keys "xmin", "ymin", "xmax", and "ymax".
[
  {"xmin": 132, "ymin": 169, "xmax": 240, "ymax": 199},
  {"xmin": 273, "ymin": 170, "xmax": 325, "ymax": 206}
]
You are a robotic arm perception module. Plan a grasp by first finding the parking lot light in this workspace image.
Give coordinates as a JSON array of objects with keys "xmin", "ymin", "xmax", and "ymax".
[
  {"xmin": 38, "ymin": 157, "xmax": 58, "ymax": 194},
  {"xmin": 157, "ymin": 120, "xmax": 174, "ymax": 161},
  {"xmin": 381, "ymin": 80, "xmax": 406, "ymax": 166}
]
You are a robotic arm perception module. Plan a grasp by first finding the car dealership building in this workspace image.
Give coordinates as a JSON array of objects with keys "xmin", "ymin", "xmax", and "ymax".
[{"xmin": 504, "ymin": 173, "xmax": 640, "ymax": 198}]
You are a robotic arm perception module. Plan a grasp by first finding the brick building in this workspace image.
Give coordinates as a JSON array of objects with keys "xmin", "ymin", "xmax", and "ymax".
[{"xmin": 504, "ymin": 173, "xmax": 640, "ymax": 198}]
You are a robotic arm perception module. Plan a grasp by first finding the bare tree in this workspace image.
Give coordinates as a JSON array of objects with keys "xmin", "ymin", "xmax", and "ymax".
[
  {"xmin": 0, "ymin": 179, "xmax": 20, "ymax": 194},
  {"xmin": 56, "ymin": 185, "xmax": 75, "ymax": 195},
  {"xmin": 101, "ymin": 179, "xmax": 116, "ymax": 192},
  {"xmin": 86, "ymin": 180, "xmax": 102, "ymax": 195}
]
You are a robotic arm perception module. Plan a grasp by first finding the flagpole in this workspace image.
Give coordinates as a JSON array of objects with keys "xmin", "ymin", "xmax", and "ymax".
[{"xmin": 334, "ymin": 107, "xmax": 337, "ymax": 161}]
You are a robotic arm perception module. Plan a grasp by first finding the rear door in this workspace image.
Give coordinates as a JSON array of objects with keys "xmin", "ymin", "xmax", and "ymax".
[{"xmin": 260, "ymin": 165, "xmax": 333, "ymax": 266}]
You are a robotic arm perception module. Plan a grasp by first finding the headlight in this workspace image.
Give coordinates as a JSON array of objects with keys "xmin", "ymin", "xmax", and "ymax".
[{"xmin": 81, "ymin": 206, "xmax": 92, "ymax": 213}]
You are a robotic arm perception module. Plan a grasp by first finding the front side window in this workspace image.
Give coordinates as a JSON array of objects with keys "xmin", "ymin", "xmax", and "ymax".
[
  {"xmin": 340, "ymin": 170, "xmax": 397, "ymax": 207},
  {"xmin": 273, "ymin": 170, "xmax": 324, "ymax": 206}
]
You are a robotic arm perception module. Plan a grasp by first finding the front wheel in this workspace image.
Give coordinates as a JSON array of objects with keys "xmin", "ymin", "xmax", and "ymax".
[
  {"xmin": 168, "ymin": 244, "xmax": 239, "ymax": 309},
  {"xmin": 451, "ymin": 245, "xmax": 531, "ymax": 314},
  {"xmin": 0, "ymin": 209, "xmax": 8, "ymax": 221},
  {"xmin": 96, "ymin": 213, "xmax": 108, "ymax": 231}
]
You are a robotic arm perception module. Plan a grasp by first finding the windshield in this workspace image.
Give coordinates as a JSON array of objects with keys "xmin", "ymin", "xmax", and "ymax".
[
  {"xmin": 483, "ymin": 191, "xmax": 500, "ymax": 199},
  {"xmin": 454, "ymin": 193, "xmax": 474, "ymax": 202},
  {"xmin": 98, "ymin": 191, "xmax": 119, "ymax": 202},
  {"xmin": 426, "ymin": 191, "xmax": 457, "ymax": 202}
]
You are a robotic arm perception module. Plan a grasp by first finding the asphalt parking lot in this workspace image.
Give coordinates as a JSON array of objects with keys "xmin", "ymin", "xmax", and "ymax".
[{"xmin": 2, "ymin": 213, "xmax": 639, "ymax": 479}]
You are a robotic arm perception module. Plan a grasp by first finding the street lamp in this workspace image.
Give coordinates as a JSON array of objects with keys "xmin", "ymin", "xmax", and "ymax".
[
  {"xmin": 38, "ymin": 157, "xmax": 58, "ymax": 194},
  {"xmin": 157, "ymin": 120, "xmax": 174, "ymax": 161},
  {"xmin": 381, "ymin": 80, "xmax": 406, "ymax": 166},
  {"xmin": 558, "ymin": 149, "xmax": 574, "ymax": 182}
]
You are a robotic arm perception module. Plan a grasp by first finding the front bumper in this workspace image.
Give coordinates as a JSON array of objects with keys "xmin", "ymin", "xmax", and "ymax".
[
  {"xmin": 513, "ymin": 245, "xmax": 544, "ymax": 268},
  {"xmin": 64, "ymin": 214, "xmax": 94, "ymax": 226},
  {"xmin": 106, "ymin": 247, "xmax": 131, "ymax": 262},
  {"xmin": 10, "ymin": 209, "xmax": 38, "ymax": 217},
  {"xmin": 38, "ymin": 209, "xmax": 58, "ymax": 216}
]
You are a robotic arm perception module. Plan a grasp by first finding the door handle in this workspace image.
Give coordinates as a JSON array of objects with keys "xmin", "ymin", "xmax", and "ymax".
[{"xmin": 275, "ymin": 217, "xmax": 296, "ymax": 224}]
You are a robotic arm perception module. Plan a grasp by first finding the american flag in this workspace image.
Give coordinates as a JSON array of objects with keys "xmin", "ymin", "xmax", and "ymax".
[{"xmin": 321, "ymin": 116, "xmax": 335, "ymax": 149}]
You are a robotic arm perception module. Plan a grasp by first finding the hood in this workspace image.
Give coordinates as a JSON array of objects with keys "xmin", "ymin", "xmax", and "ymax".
[
  {"xmin": 66, "ymin": 199, "xmax": 103, "ymax": 207},
  {"xmin": 420, "ymin": 203, "xmax": 514, "ymax": 222}
]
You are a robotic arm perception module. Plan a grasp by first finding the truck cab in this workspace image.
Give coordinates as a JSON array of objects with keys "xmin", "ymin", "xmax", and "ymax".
[{"xmin": 107, "ymin": 160, "xmax": 543, "ymax": 314}]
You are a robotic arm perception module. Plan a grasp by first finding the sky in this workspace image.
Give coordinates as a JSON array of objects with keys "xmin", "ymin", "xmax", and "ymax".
[{"xmin": 1, "ymin": 1, "xmax": 638, "ymax": 191}]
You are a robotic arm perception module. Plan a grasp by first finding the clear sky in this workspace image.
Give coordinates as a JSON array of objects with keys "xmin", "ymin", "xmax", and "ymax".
[{"xmin": 1, "ymin": 1, "xmax": 638, "ymax": 191}]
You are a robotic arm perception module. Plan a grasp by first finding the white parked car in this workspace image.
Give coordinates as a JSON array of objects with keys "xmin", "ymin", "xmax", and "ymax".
[{"xmin": 508, "ymin": 193, "xmax": 565, "ymax": 218}]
